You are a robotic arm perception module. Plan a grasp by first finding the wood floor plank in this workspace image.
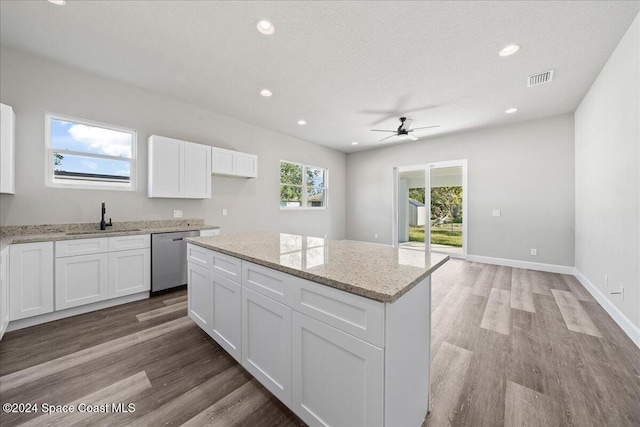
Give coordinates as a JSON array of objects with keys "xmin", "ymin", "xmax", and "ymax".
[
  {"xmin": 492, "ymin": 265, "xmax": 513, "ymax": 291},
  {"xmin": 480, "ymin": 288, "xmax": 511, "ymax": 335},
  {"xmin": 551, "ymin": 290, "xmax": 602, "ymax": 337},
  {"xmin": 529, "ymin": 270, "xmax": 553, "ymax": 296},
  {"xmin": 127, "ymin": 365, "xmax": 249, "ymax": 426},
  {"xmin": 471, "ymin": 264, "xmax": 497, "ymax": 297},
  {"xmin": 19, "ymin": 371, "xmax": 152, "ymax": 427},
  {"xmin": 511, "ymin": 268, "xmax": 536, "ymax": 313},
  {"xmin": 163, "ymin": 294, "xmax": 188, "ymax": 305},
  {"xmin": 428, "ymin": 341, "xmax": 473, "ymax": 425},
  {"xmin": 561, "ymin": 275, "xmax": 594, "ymax": 302},
  {"xmin": 430, "ymin": 285, "xmax": 472, "ymax": 358},
  {"xmin": 504, "ymin": 380, "xmax": 560, "ymax": 427},
  {"xmin": 136, "ymin": 301, "xmax": 187, "ymax": 321},
  {"xmin": 0, "ymin": 316, "xmax": 192, "ymax": 393},
  {"xmin": 181, "ymin": 379, "xmax": 269, "ymax": 427}
]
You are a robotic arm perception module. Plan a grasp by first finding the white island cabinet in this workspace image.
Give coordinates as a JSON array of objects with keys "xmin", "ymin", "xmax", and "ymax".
[{"xmin": 186, "ymin": 233, "xmax": 448, "ymax": 427}]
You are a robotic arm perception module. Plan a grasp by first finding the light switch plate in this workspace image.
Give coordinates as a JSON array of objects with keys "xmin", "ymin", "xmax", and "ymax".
[
  {"xmin": 492, "ymin": 210, "xmax": 501, "ymax": 217},
  {"xmin": 173, "ymin": 210, "xmax": 182, "ymax": 218}
]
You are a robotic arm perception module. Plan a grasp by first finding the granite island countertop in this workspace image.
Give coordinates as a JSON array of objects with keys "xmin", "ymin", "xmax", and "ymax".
[
  {"xmin": 0, "ymin": 219, "xmax": 219, "ymax": 251},
  {"xmin": 186, "ymin": 231, "xmax": 449, "ymax": 303}
]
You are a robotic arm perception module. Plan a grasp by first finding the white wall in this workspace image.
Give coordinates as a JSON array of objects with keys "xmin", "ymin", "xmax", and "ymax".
[
  {"xmin": 0, "ymin": 47, "xmax": 346, "ymax": 239},
  {"xmin": 575, "ymin": 13, "xmax": 640, "ymax": 332},
  {"xmin": 346, "ymin": 114, "xmax": 575, "ymax": 267}
]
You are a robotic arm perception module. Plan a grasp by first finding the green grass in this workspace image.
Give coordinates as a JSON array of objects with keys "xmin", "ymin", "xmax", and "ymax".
[{"xmin": 408, "ymin": 224, "xmax": 463, "ymax": 247}]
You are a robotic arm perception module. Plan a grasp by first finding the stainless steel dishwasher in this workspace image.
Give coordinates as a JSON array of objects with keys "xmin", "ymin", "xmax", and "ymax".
[{"xmin": 151, "ymin": 230, "xmax": 200, "ymax": 292}]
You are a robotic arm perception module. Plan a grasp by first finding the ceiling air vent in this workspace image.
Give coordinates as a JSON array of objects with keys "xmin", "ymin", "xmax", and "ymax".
[{"xmin": 527, "ymin": 69, "xmax": 554, "ymax": 87}]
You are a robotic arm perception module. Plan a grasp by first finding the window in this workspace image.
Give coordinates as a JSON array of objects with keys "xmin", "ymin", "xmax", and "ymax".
[
  {"xmin": 45, "ymin": 112, "xmax": 136, "ymax": 190},
  {"xmin": 280, "ymin": 161, "xmax": 327, "ymax": 209}
]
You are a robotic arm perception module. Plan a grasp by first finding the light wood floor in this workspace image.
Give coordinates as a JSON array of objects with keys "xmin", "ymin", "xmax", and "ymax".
[{"xmin": 1, "ymin": 260, "xmax": 639, "ymax": 426}]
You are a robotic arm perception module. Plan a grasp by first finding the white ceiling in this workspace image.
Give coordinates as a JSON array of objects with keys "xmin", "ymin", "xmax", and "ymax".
[{"xmin": 1, "ymin": 1, "xmax": 638, "ymax": 153}]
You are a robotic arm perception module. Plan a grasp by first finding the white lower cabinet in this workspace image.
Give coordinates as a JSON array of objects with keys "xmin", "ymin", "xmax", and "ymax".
[
  {"xmin": 109, "ymin": 248, "xmax": 150, "ymax": 298},
  {"xmin": 187, "ymin": 262, "xmax": 211, "ymax": 331},
  {"xmin": 210, "ymin": 271, "xmax": 241, "ymax": 361},
  {"xmin": 242, "ymin": 286, "xmax": 292, "ymax": 407},
  {"xmin": 9, "ymin": 242, "xmax": 54, "ymax": 321},
  {"xmin": 0, "ymin": 247, "xmax": 9, "ymax": 339},
  {"xmin": 292, "ymin": 311, "xmax": 383, "ymax": 427},
  {"xmin": 55, "ymin": 253, "xmax": 109, "ymax": 310},
  {"xmin": 55, "ymin": 236, "xmax": 150, "ymax": 310}
]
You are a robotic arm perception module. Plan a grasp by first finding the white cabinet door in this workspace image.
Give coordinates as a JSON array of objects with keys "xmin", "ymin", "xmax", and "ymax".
[
  {"xmin": 188, "ymin": 262, "xmax": 211, "ymax": 331},
  {"xmin": 235, "ymin": 152, "xmax": 257, "ymax": 178},
  {"xmin": 184, "ymin": 142, "xmax": 212, "ymax": 199},
  {"xmin": 0, "ymin": 247, "xmax": 9, "ymax": 339},
  {"xmin": 9, "ymin": 242, "xmax": 54, "ymax": 320},
  {"xmin": 292, "ymin": 311, "xmax": 384, "ymax": 427},
  {"xmin": 148, "ymin": 135, "xmax": 212, "ymax": 199},
  {"xmin": 211, "ymin": 147, "xmax": 257, "ymax": 178},
  {"xmin": 242, "ymin": 286, "xmax": 292, "ymax": 407},
  {"xmin": 210, "ymin": 271, "xmax": 241, "ymax": 362},
  {"xmin": 108, "ymin": 248, "xmax": 150, "ymax": 298},
  {"xmin": 148, "ymin": 135, "xmax": 184, "ymax": 198},
  {"xmin": 55, "ymin": 253, "xmax": 109, "ymax": 310},
  {"xmin": 0, "ymin": 103, "xmax": 16, "ymax": 194},
  {"xmin": 211, "ymin": 147, "xmax": 235, "ymax": 175}
]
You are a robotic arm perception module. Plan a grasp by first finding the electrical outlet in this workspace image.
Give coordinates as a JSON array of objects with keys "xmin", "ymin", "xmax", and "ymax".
[
  {"xmin": 173, "ymin": 210, "xmax": 182, "ymax": 218},
  {"xmin": 604, "ymin": 274, "xmax": 608, "ymax": 287},
  {"xmin": 530, "ymin": 248, "xmax": 537, "ymax": 256},
  {"xmin": 374, "ymin": 233, "xmax": 379, "ymax": 239},
  {"xmin": 492, "ymin": 210, "xmax": 501, "ymax": 217},
  {"xmin": 222, "ymin": 209, "xmax": 228, "ymax": 216}
]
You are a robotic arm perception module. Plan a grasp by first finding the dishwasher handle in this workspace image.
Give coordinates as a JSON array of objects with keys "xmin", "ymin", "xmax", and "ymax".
[{"xmin": 172, "ymin": 237, "xmax": 184, "ymax": 241}]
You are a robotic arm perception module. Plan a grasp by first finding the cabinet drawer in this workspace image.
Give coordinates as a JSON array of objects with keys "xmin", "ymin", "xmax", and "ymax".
[
  {"xmin": 187, "ymin": 243, "xmax": 210, "ymax": 268},
  {"xmin": 211, "ymin": 251, "xmax": 241, "ymax": 283},
  {"xmin": 56, "ymin": 238, "xmax": 109, "ymax": 257},
  {"xmin": 109, "ymin": 234, "xmax": 150, "ymax": 251},
  {"xmin": 242, "ymin": 261, "xmax": 293, "ymax": 306},
  {"xmin": 292, "ymin": 277, "xmax": 385, "ymax": 347}
]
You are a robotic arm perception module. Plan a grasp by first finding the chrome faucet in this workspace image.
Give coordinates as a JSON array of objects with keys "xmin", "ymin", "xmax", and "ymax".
[{"xmin": 100, "ymin": 201, "xmax": 113, "ymax": 230}]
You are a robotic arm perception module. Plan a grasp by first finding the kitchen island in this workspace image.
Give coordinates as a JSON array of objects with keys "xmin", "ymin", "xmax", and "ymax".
[{"xmin": 185, "ymin": 232, "xmax": 448, "ymax": 427}]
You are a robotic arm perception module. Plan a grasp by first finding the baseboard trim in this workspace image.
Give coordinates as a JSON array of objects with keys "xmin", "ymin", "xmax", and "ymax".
[
  {"xmin": 466, "ymin": 255, "xmax": 574, "ymax": 274},
  {"xmin": 574, "ymin": 268, "xmax": 640, "ymax": 350},
  {"xmin": 6, "ymin": 292, "xmax": 149, "ymax": 332}
]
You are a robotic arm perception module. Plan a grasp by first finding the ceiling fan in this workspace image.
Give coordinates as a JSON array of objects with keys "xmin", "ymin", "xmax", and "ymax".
[{"xmin": 371, "ymin": 117, "xmax": 439, "ymax": 142}]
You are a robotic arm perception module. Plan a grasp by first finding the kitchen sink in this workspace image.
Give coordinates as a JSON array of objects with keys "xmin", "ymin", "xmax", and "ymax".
[{"xmin": 65, "ymin": 229, "xmax": 142, "ymax": 235}]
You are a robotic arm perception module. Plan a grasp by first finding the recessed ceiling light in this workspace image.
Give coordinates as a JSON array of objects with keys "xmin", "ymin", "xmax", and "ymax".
[
  {"xmin": 260, "ymin": 89, "xmax": 272, "ymax": 97},
  {"xmin": 48, "ymin": 0, "xmax": 66, "ymax": 4},
  {"xmin": 499, "ymin": 44, "xmax": 520, "ymax": 57},
  {"xmin": 257, "ymin": 20, "xmax": 275, "ymax": 35},
  {"xmin": 505, "ymin": 107, "xmax": 518, "ymax": 114},
  {"xmin": 351, "ymin": 141, "xmax": 359, "ymax": 145},
  {"xmin": 297, "ymin": 120, "xmax": 307, "ymax": 126}
]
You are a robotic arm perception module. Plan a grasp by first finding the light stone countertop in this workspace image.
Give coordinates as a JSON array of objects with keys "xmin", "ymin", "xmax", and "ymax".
[
  {"xmin": 0, "ymin": 219, "xmax": 219, "ymax": 251},
  {"xmin": 186, "ymin": 231, "xmax": 449, "ymax": 303}
]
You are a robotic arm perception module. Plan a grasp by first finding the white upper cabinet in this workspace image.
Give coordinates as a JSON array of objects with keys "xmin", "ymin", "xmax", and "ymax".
[
  {"xmin": 0, "ymin": 103, "xmax": 16, "ymax": 194},
  {"xmin": 148, "ymin": 135, "xmax": 211, "ymax": 198},
  {"xmin": 211, "ymin": 147, "xmax": 257, "ymax": 178}
]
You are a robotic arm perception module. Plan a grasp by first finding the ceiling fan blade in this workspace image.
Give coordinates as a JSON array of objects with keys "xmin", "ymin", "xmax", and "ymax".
[
  {"xmin": 410, "ymin": 125, "xmax": 440, "ymax": 130},
  {"xmin": 371, "ymin": 129, "xmax": 397, "ymax": 133},
  {"xmin": 407, "ymin": 133, "xmax": 418, "ymax": 141},
  {"xmin": 399, "ymin": 118, "xmax": 413, "ymax": 131},
  {"xmin": 379, "ymin": 134, "xmax": 398, "ymax": 142}
]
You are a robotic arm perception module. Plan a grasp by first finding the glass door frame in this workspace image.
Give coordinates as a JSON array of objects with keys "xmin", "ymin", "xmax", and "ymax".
[{"xmin": 392, "ymin": 159, "xmax": 468, "ymax": 259}]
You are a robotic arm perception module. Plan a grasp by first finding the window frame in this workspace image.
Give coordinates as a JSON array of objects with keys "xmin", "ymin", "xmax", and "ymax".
[
  {"xmin": 45, "ymin": 112, "xmax": 137, "ymax": 191},
  {"xmin": 279, "ymin": 160, "xmax": 328, "ymax": 210}
]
